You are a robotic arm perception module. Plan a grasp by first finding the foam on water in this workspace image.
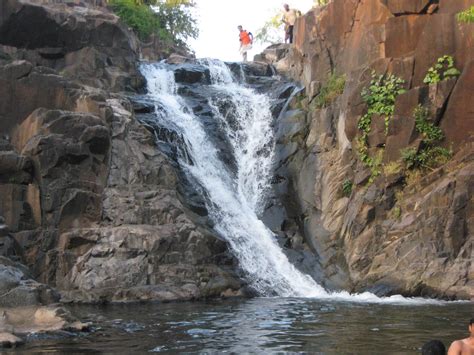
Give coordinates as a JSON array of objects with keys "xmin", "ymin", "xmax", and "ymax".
[{"xmin": 140, "ymin": 61, "xmax": 445, "ymax": 305}]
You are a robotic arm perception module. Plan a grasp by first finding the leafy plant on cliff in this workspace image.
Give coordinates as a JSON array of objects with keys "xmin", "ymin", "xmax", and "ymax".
[
  {"xmin": 110, "ymin": 0, "xmax": 160, "ymax": 39},
  {"xmin": 342, "ymin": 179, "xmax": 353, "ymax": 197},
  {"xmin": 401, "ymin": 105, "xmax": 452, "ymax": 170},
  {"xmin": 109, "ymin": 0, "xmax": 197, "ymax": 46},
  {"xmin": 457, "ymin": 6, "xmax": 474, "ymax": 23},
  {"xmin": 360, "ymin": 72, "xmax": 406, "ymax": 133},
  {"xmin": 423, "ymin": 55, "xmax": 461, "ymax": 85},
  {"xmin": 414, "ymin": 106, "xmax": 443, "ymax": 144},
  {"xmin": 357, "ymin": 71, "xmax": 405, "ymax": 181},
  {"xmin": 314, "ymin": 73, "xmax": 346, "ymax": 108}
]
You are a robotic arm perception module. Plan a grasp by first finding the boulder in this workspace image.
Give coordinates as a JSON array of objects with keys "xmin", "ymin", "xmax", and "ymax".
[
  {"xmin": 0, "ymin": 257, "xmax": 59, "ymax": 307},
  {"xmin": 173, "ymin": 64, "xmax": 210, "ymax": 84}
]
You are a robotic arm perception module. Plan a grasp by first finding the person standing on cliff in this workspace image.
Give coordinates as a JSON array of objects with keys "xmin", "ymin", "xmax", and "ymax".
[
  {"xmin": 448, "ymin": 319, "xmax": 474, "ymax": 355},
  {"xmin": 238, "ymin": 25, "xmax": 253, "ymax": 62},
  {"xmin": 282, "ymin": 4, "xmax": 299, "ymax": 44}
]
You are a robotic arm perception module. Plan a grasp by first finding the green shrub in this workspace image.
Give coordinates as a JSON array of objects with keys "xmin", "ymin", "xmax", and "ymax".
[
  {"xmin": 356, "ymin": 71, "xmax": 405, "ymax": 181},
  {"xmin": 314, "ymin": 73, "xmax": 346, "ymax": 108},
  {"xmin": 342, "ymin": 179, "xmax": 353, "ymax": 197},
  {"xmin": 413, "ymin": 105, "xmax": 443, "ymax": 145},
  {"xmin": 109, "ymin": 0, "xmax": 160, "ymax": 39},
  {"xmin": 392, "ymin": 206, "xmax": 401, "ymax": 219},
  {"xmin": 423, "ymin": 55, "xmax": 461, "ymax": 85},
  {"xmin": 457, "ymin": 6, "xmax": 474, "ymax": 23},
  {"xmin": 109, "ymin": 0, "xmax": 197, "ymax": 46},
  {"xmin": 400, "ymin": 147, "xmax": 418, "ymax": 169},
  {"xmin": 361, "ymin": 72, "xmax": 406, "ymax": 132},
  {"xmin": 402, "ymin": 146, "xmax": 452, "ymax": 170},
  {"xmin": 401, "ymin": 105, "xmax": 452, "ymax": 170}
]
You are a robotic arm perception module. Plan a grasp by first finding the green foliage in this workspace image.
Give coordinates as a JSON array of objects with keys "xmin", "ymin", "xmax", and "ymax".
[
  {"xmin": 110, "ymin": 0, "xmax": 159, "ymax": 39},
  {"xmin": 400, "ymin": 147, "xmax": 418, "ymax": 169},
  {"xmin": 342, "ymin": 179, "xmax": 353, "ymax": 197},
  {"xmin": 401, "ymin": 146, "xmax": 452, "ymax": 170},
  {"xmin": 314, "ymin": 73, "xmax": 346, "ymax": 108},
  {"xmin": 153, "ymin": 0, "xmax": 198, "ymax": 45},
  {"xmin": 413, "ymin": 105, "xmax": 443, "ymax": 144},
  {"xmin": 423, "ymin": 55, "xmax": 461, "ymax": 84},
  {"xmin": 368, "ymin": 149, "xmax": 384, "ymax": 184},
  {"xmin": 314, "ymin": 0, "xmax": 329, "ymax": 6},
  {"xmin": 383, "ymin": 161, "xmax": 403, "ymax": 176},
  {"xmin": 361, "ymin": 72, "xmax": 406, "ymax": 132},
  {"xmin": 109, "ymin": 0, "xmax": 197, "ymax": 45},
  {"xmin": 356, "ymin": 71, "xmax": 405, "ymax": 181},
  {"xmin": 401, "ymin": 105, "xmax": 452, "ymax": 170},
  {"xmin": 255, "ymin": 12, "xmax": 284, "ymax": 44},
  {"xmin": 457, "ymin": 6, "xmax": 474, "ymax": 23},
  {"xmin": 392, "ymin": 206, "xmax": 401, "ymax": 219}
]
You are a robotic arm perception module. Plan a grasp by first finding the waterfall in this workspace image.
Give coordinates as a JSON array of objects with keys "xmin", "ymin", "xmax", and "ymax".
[{"xmin": 140, "ymin": 61, "xmax": 441, "ymax": 304}]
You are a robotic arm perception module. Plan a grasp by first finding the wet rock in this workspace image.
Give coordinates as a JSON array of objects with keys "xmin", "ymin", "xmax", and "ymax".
[
  {"xmin": 0, "ymin": 257, "xmax": 59, "ymax": 308},
  {"xmin": 166, "ymin": 53, "xmax": 193, "ymax": 65},
  {"xmin": 0, "ymin": 333, "xmax": 24, "ymax": 348},
  {"xmin": 173, "ymin": 64, "xmax": 210, "ymax": 84}
]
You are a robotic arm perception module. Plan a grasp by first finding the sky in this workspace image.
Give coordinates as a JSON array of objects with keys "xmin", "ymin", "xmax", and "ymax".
[{"xmin": 189, "ymin": 0, "xmax": 315, "ymax": 62}]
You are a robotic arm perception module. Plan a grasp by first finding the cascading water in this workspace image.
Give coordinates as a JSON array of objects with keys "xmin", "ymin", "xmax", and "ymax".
[{"xmin": 140, "ymin": 60, "xmax": 441, "ymax": 304}]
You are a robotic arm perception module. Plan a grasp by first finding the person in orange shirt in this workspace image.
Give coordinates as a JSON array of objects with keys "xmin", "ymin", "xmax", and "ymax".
[{"xmin": 237, "ymin": 25, "xmax": 253, "ymax": 62}]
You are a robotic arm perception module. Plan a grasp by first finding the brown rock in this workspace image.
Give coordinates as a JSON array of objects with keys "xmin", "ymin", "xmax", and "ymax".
[
  {"xmin": 368, "ymin": 114, "xmax": 387, "ymax": 148},
  {"xmin": 428, "ymin": 77, "xmax": 457, "ymax": 123},
  {"xmin": 386, "ymin": 0, "xmax": 431, "ymax": 14},
  {"xmin": 412, "ymin": 14, "xmax": 474, "ymax": 86},
  {"xmin": 385, "ymin": 15, "xmax": 429, "ymax": 58},
  {"xmin": 0, "ymin": 333, "xmax": 23, "ymax": 348},
  {"xmin": 439, "ymin": 0, "xmax": 474, "ymax": 14},
  {"xmin": 440, "ymin": 61, "xmax": 474, "ymax": 147}
]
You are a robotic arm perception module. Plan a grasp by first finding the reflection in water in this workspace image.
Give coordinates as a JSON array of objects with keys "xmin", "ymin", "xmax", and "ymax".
[{"xmin": 19, "ymin": 298, "xmax": 473, "ymax": 354}]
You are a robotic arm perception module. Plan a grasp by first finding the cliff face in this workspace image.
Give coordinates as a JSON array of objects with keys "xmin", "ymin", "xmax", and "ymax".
[
  {"xmin": 260, "ymin": 0, "xmax": 473, "ymax": 299},
  {"xmin": 0, "ymin": 0, "xmax": 243, "ymax": 304}
]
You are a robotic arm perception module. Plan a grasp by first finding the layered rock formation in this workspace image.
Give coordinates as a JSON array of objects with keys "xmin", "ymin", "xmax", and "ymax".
[
  {"xmin": 0, "ymin": 0, "xmax": 243, "ymax": 311},
  {"xmin": 258, "ymin": 0, "xmax": 473, "ymax": 299}
]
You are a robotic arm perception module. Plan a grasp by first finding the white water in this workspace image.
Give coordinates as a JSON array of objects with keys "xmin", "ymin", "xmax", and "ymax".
[{"xmin": 140, "ymin": 61, "xmax": 443, "ymax": 305}]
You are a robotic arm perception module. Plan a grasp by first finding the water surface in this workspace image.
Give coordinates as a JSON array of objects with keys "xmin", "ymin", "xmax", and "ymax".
[{"xmin": 18, "ymin": 298, "xmax": 473, "ymax": 354}]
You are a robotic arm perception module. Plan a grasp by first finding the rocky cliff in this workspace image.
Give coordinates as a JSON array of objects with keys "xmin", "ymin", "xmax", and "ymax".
[
  {"xmin": 0, "ymin": 0, "xmax": 244, "ymax": 311},
  {"xmin": 1, "ymin": 1, "xmax": 472, "ymax": 332},
  {"xmin": 258, "ymin": 0, "xmax": 473, "ymax": 299}
]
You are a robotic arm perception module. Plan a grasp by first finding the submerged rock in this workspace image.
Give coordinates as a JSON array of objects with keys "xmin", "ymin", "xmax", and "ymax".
[{"xmin": 0, "ymin": 332, "xmax": 24, "ymax": 348}]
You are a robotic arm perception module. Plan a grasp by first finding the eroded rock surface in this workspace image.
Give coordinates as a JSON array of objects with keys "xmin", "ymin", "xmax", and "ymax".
[
  {"xmin": 259, "ymin": 0, "xmax": 474, "ymax": 299},
  {"xmin": 0, "ymin": 0, "xmax": 244, "ymax": 310}
]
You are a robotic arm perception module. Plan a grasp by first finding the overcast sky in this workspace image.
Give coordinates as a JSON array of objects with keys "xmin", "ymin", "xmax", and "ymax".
[{"xmin": 189, "ymin": 0, "xmax": 314, "ymax": 62}]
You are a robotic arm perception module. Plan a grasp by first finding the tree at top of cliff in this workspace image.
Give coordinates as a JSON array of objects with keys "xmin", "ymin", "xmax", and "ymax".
[{"xmin": 109, "ymin": 0, "xmax": 198, "ymax": 49}]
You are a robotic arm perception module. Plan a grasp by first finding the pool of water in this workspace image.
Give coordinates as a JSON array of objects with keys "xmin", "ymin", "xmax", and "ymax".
[{"xmin": 14, "ymin": 298, "xmax": 473, "ymax": 354}]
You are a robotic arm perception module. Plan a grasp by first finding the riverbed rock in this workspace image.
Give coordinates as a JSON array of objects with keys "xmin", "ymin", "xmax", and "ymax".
[{"xmin": 0, "ymin": 333, "xmax": 24, "ymax": 348}]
